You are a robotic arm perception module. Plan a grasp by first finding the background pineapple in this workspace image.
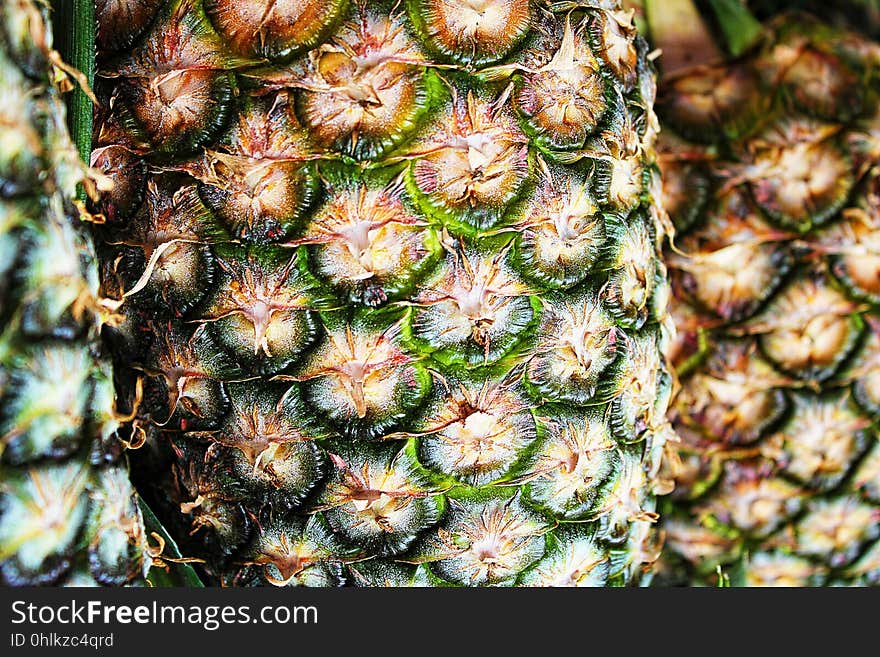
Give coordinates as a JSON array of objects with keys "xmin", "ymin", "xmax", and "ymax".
[
  {"xmin": 90, "ymin": 0, "xmax": 675, "ymax": 586},
  {"xmin": 0, "ymin": 0, "xmax": 146, "ymax": 586},
  {"xmin": 638, "ymin": 0, "xmax": 880, "ymax": 586}
]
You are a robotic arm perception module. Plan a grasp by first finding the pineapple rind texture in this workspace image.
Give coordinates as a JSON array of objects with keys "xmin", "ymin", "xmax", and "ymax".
[
  {"xmin": 0, "ymin": 0, "xmax": 147, "ymax": 586},
  {"xmin": 92, "ymin": 0, "xmax": 673, "ymax": 587},
  {"xmin": 657, "ymin": 11, "xmax": 880, "ymax": 587}
]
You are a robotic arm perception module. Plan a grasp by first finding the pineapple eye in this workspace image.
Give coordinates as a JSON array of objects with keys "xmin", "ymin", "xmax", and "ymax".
[
  {"xmin": 604, "ymin": 214, "xmax": 657, "ymax": 329},
  {"xmin": 518, "ymin": 525, "xmax": 609, "ymax": 587},
  {"xmin": 0, "ymin": 464, "xmax": 89, "ymax": 585},
  {"xmin": 244, "ymin": 515, "xmax": 349, "ymax": 587},
  {"xmin": 192, "ymin": 93, "xmax": 317, "ymax": 243},
  {"xmin": 87, "ymin": 467, "xmax": 147, "ymax": 586},
  {"xmin": 659, "ymin": 64, "xmax": 759, "ymax": 144},
  {"xmin": 592, "ymin": 8, "xmax": 639, "ymax": 90},
  {"xmin": 526, "ymin": 291, "xmax": 619, "ymax": 406},
  {"xmin": 609, "ymin": 332, "xmax": 668, "ymax": 441},
  {"xmin": 95, "ymin": 0, "xmax": 164, "ymax": 52},
  {"xmin": 747, "ymin": 119, "xmax": 854, "ymax": 232},
  {"xmin": 90, "ymin": 145, "xmax": 147, "ymax": 224},
  {"xmin": 408, "ymin": 244, "xmax": 537, "ymax": 366},
  {"xmin": 319, "ymin": 444, "xmax": 443, "ymax": 556},
  {"xmin": 512, "ymin": 172, "xmax": 605, "ymax": 289},
  {"xmin": 825, "ymin": 206, "xmax": 880, "ymax": 305},
  {"xmin": 675, "ymin": 339, "xmax": 788, "ymax": 446},
  {"xmin": 700, "ymin": 471, "xmax": 804, "ymax": 539},
  {"xmin": 114, "ymin": 179, "xmax": 216, "ymax": 314},
  {"xmin": 203, "ymin": 0, "xmax": 348, "ymax": 61},
  {"xmin": 794, "ymin": 497, "xmax": 879, "ymax": 569},
  {"xmin": 775, "ymin": 392, "xmax": 869, "ymax": 492},
  {"xmin": 298, "ymin": 182, "xmax": 441, "ymax": 307},
  {"xmin": 104, "ymin": 0, "xmax": 238, "ymax": 156},
  {"xmin": 297, "ymin": 321, "xmax": 430, "ymax": 438},
  {"xmin": 756, "ymin": 277, "xmax": 863, "ymax": 382},
  {"xmin": 408, "ymin": 93, "xmax": 531, "ymax": 232},
  {"xmin": 602, "ymin": 153, "xmax": 644, "ymax": 212},
  {"xmin": 0, "ymin": 346, "xmax": 92, "ymax": 465},
  {"xmin": 413, "ymin": 378, "xmax": 537, "ymax": 486},
  {"xmin": 205, "ymin": 384, "xmax": 324, "ymax": 504},
  {"xmin": 408, "ymin": 492, "xmax": 551, "ymax": 586},
  {"xmin": 513, "ymin": 18, "xmax": 607, "ymax": 152},
  {"xmin": 114, "ymin": 69, "xmax": 235, "ymax": 158},
  {"xmin": 289, "ymin": 9, "xmax": 438, "ymax": 160},
  {"xmin": 658, "ymin": 151, "xmax": 711, "ymax": 233},
  {"xmin": 140, "ymin": 324, "xmax": 230, "ymax": 431},
  {"xmin": 743, "ymin": 552, "xmax": 827, "ymax": 587},
  {"xmin": 17, "ymin": 219, "xmax": 95, "ymax": 338},
  {"xmin": 765, "ymin": 40, "xmax": 863, "ymax": 122},
  {"xmin": 198, "ymin": 247, "xmax": 321, "ymax": 376},
  {"xmin": 671, "ymin": 188, "xmax": 794, "ymax": 323},
  {"xmin": 522, "ymin": 412, "xmax": 619, "ymax": 521},
  {"xmin": 407, "ymin": 0, "xmax": 532, "ymax": 67},
  {"xmin": 596, "ymin": 452, "xmax": 656, "ymax": 544}
]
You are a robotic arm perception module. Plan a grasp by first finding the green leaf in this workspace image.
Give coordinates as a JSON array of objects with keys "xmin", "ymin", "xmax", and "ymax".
[
  {"xmin": 707, "ymin": 0, "xmax": 764, "ymax": 57},
  {"xmin": 715, "ymin": 565, "xmax": 731, "ymax": 588},
  {"xmin": 49, "ymin": 0, "xmax": 94, "ymax": 164},
  {"xmin": 139, "ymin": 498, "xmax": 205, "ymax": 587}
]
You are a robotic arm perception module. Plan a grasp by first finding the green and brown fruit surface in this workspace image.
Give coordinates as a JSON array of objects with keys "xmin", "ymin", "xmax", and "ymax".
[
  {"xmin": 642, "ymin": 0, "xmax": 880, "ymax": 586},
  {"xmin": 0, "ymin": 0, "xmax": 146, "ymax": 586},
  {"xmin": 89, "ymin": 0, "xmax": 676, "ymax": 587}
]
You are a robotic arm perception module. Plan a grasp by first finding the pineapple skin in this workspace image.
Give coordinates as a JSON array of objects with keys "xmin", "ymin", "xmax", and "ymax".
[
  {"xmin": 0, "ymin": 0, "xmax": 146, "ymax": 586},
  {"xmin": 92, "ymin": 0, "xmax": 675, "ymax": 587},
  {"xmin": 656, "ymin": 11, "xmax": 880, "ymax": 586}
]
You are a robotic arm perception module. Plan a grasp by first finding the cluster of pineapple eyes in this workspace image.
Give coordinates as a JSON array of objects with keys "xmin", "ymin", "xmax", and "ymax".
[{"xmin": 92, "ymin": 0, "xmax": 668, "ymax": 584}]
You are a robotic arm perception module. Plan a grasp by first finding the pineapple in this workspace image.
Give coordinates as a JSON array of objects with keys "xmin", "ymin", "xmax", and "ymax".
[
  {"xmin": 0, "ymin": 0, "xmax": 146, "ymax": 586},
  {"xmin": 90, "ymin": 0, "xmax": 675, "ymax": 587},
  {"xmin": 642, "ymin": 0, "xmax": 880, "ymax": 586}
]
